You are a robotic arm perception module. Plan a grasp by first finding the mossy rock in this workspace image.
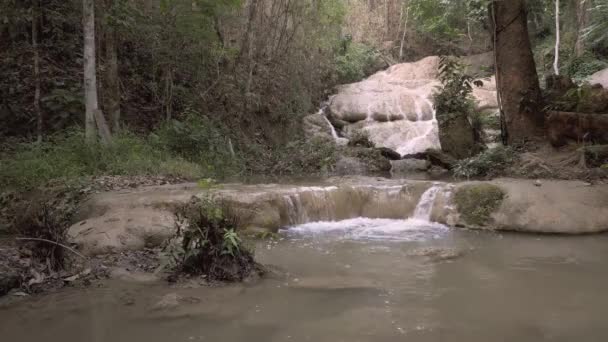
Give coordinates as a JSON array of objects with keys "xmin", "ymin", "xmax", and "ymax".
[{"xmin": 454, "ymin": 184, "xmax": 505, "ymax": 227}]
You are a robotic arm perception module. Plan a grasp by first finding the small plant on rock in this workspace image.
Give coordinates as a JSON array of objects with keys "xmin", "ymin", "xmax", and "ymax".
[{"xmin": 165, "ymin": 196, "xmax": 261, "ymax": 282}]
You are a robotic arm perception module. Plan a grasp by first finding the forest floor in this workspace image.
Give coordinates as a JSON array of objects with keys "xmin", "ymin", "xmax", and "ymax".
[{"xmin": 506, "ymin": 143, "xmax": 608, "ymax": 183}]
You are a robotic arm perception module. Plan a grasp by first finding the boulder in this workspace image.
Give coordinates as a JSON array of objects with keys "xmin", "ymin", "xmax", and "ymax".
[
  {"xmin": 437, "ymin": 113, "xmax": 478, "ymax": 160},
  {"xmin": 303, "ymin": 113, "xmax": 336, "ymax": 141},
  {"xmin": 66, "ymin": 178, "xmax": 608, "ymax": 254},
  {"xmin": 326, "ymin": 56, "xmax": 498, "ymax": 157},
  {"xmin": 588, "ymin": 67, "xmax": 608, "ymax": 88},
  {"xmin": 377, "ymin": 147, "xmax": 402, "ymax": 160},
  {"xmin": 434, "ymin": 179, "xmax": 608, "ymax": 234},
  {"xmin": 390, "ymin": 159, "xmax": 430, "ymax": 174},
  {"xmin": 335, "ymin": 157, "xmax": 368, "ymax": 176}
]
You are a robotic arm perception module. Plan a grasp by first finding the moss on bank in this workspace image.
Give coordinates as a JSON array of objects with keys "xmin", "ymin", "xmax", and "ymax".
[{"xmin": 454, "ymin": 184, "xmax": 505, "ymax": 226}]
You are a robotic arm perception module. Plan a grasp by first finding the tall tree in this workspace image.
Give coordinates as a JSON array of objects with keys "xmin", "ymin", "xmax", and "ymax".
[
  {"xmin": 574, "ymin": 0, "xmax": 591, "ymax": 57},
  {"xmin": 104, "ymin": 0, "xmax": 121, "ymax": 132},
  {"xmin": 32, "ymin": 0, "xmax": 42, "ymax": 143},
  {"xmin": 492, "ymin": 0, "xmax": 544, "ymax": 143},
  {"xmin": 554, "ymin": 0, "xmax": 560, "ymax": 75},
  {"xmin": 83, "ymin": 0, "xmax": 99, "ymax": 143}
]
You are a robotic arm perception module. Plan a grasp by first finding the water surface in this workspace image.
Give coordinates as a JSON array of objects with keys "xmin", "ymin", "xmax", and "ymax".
[{"xmin": 1, "ymin": 220, "xmax": 608, "ymax": 342}]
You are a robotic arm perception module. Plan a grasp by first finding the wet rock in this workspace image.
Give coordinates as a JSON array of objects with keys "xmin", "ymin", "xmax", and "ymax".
[
  {"xmin": 335, "ymin": 156, "xmax": 369, "ymax": 176},
  {"xmin": 152, "ymin": 293, "xmax": 182, "ymax": 310},
  {"xmin": 377, "ymin": 147, "xmax": 402, "ymax": 161},
  {"xmin": 425, "ymin": 148, "xmax": 457, "ymax": 170},
  {"xmin": 303, "ymin": 113, "xmax": 336, "ymax": 142},
  {"xmin": 390, "ymin": 159, "xmax": 430, "ymax": 175},
  {"xmin": 327, "ymin": 56, "xmax": 498, "ymax": 157},
  {"xmin": 0, "ymin": 272, "xmax": 20, "ymax": 297},
  {"xmin": 109, "ymin": 267, "xmax": 159, "ymax": 283},
  {"xmin": 408, "ymin": 247, "xmax": 466, "ymax": 262}
]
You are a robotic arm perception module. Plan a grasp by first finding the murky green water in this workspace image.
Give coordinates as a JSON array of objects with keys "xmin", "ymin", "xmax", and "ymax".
[{"xmin": 2, "ymin": 221, "xmax": 608, "ymax": 342}]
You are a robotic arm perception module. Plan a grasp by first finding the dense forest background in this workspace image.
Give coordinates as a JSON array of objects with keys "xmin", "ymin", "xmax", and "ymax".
[{"xmin": 1, "ymin": 0, "xmax": 607, "ymax": 187}]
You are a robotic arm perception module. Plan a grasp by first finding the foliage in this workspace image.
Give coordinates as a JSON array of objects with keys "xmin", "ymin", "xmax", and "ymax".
[
  {"xmin": 151, "ymin": 112, "xmax": 239, "ymax": 175},
  {"xmin": 11, "ymin": 185, "xmax": 86, "ymax": 271},
  {"xmin": 166, "ymin": 196, "xmax": 259, "ymax": 281},
  {"xmin": 348, "ymin": 130, "xmax": 375, "ymax": 148},
  {"xmin": 454, "ymin": 184, "xmax": 505, "ymax": 226},
  {"xmin": 245, "ymin": 136, "xmax": 338, "ymax": 176},
  {"xmin": 434, "ymin": 56, "xmax": 480, "ymax": 118},
  {"xmin": 565, "ymin": 53, "xmax": 608, "ymax": 82},
  {"xmin": 0, "ymin": 129, "xmax": 208, "ymax": 191},
  {"xmin": 334, "ymin": 43, "xmax": 377, "ymax": 83},
  {"xmin": 433, "ymin": 56, "xmax": 484, "ymax": 141},
  {"xmin": 453, "ymin": 146, "xmax": 516, "ymax": 179}
]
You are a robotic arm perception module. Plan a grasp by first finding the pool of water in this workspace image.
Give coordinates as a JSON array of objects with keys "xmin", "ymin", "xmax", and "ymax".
[{"xmin": 2, "ymin": 219, "xmax": 608, "ymax": 342}]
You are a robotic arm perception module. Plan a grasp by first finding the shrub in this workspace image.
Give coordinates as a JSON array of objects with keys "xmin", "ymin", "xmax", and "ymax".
[
  {"xmin": 565, "ymin": 53, "xmax": 607, "ymax": 82},
  {"xmin": 151, "ymin": 113, "xmax": 239, "ymax": 174},
  {"xmin": 245, "ymin": 136, "xmax": 337, "ymax": 176},
  {"xmin": 334, "ymin": 43, "xmax": 377, "ymax": 83},
  {"xmin": 453, "ymin": 146, "xmax": 516, "ymax": 179},
  {"xmin": 348, "ymin": 130, "xmax": 375, "ymax": 148},
  {"xmin": 166, "ymin": 196, "xmax": 261, "ymax": 282}
]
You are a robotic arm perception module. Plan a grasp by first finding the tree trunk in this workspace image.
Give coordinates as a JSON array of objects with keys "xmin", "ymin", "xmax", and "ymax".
[
  {"xmin": 399, "ymin": 2, "xmax": 409, "ymax": 61},
  {"xmin": 575, "ymin": 0, "xmax": 591, "ymax": 57},
  {"xmin": 492, "ymin": 0, "xmax": 544, "ymax": 144},
  {"xmin": 83, "ymin": 0, "xmax": 99, "ymax": 143},
  {"xmin": 554, "ymin": 0, "xmax": 560, "ymax": 75},
  {"xmin": 104, "ymin": 0, "xmax": 121, "ymax": 132},
  {"xmin": 33, "ymin": 0, "xmax": 42, "ymax": 143}
]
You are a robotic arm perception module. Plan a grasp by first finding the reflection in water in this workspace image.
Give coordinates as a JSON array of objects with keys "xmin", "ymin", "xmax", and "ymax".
[{"xmin": 2, "ymin": 223, "xmax": 608, "ymax": 342}]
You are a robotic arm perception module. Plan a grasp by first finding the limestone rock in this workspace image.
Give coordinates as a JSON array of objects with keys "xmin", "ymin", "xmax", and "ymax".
[
  {"xmin": 589, "ymin": 67, "xmax": 608, "ymax": 89},
  {"xmin": 390, "ymin": 159, "xmax": 430, "ymax": 175},
  {"xmin": 326, "ymin": 56, "xmax": 498, "ymax": 157},
  {"xmin": 335, "ymin": 156, "xmax": 372, "ymax": 176},
  {"xmin": 303, "ymin": 113, "xmax": 336, "ymax": 141}
]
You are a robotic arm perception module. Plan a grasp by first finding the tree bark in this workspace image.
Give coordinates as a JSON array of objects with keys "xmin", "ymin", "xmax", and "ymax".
[
  {"xmin": 83, "ymin": 0, "xmax": 99, "ymax": 143},
  {"xmin": 492, "ymin": 0, "xmax": 544, "ymax": 144},
  {"xmin": 574, "ymin": 0, "xmax": 591, "ymax": 57},
  {"xmin": 33, "ymin": 0, "xmax": 42, "ymax": 143},
  {"xmin": 104, "ymin": 0, "xmax": 121, "ymax": 132},
  {"xmin": 554, "ymin": 0, "xmax": 560, "ymax": 75}
]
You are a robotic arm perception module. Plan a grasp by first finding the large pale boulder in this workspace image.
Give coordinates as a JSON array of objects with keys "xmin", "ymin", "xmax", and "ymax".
[
  {"xmin": 67, "ymin": 178, "xmax": 608, "ymax": 254},
  {"xmin": 326, "ymin": 56, "xmax": 498, "ymax": 156},
  {"xmin": 433, "ymin": 179, "xmax": 608, "ymax": 234},
  {"xmin": 588, "ymin": 67, "xmax": 608, "ymax": 88}
]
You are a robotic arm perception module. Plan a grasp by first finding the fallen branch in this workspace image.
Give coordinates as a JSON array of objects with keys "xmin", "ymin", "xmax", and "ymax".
[{"xmin": 16, "ymin": 238, "xmax": 88, "ymax": 260}]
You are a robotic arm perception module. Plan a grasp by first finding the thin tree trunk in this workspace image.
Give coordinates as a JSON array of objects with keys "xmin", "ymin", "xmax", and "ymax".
[
  {"xmin": 575, "ymin": 0, "xmax": 590, "ymax": 57},
  {"xmin": 83, "ymin": 0, "xmax": 99, "ymax": 143},
  {"xmin": 399, "ymin": 3, "xmax": 409, "ymax": 61},
  {"xmin": 554, "ymin": 0, "xmax": 560, "ymax": 75},
  {"xmin": 104, "ymin": 0, "xmax": 120, "ymax": 132},
  {"xmin": 492, "ymin": 0, "xmax": 544, "ymax": 143},
  {"xmin": 33, "ymin": 0, "xmax": 42, "ymax": 143}
]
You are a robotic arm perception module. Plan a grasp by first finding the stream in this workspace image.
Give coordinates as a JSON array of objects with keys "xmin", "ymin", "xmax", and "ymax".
[{"xmin": 2, "ymin": 217, "xmax": 608, "ymax": 341}]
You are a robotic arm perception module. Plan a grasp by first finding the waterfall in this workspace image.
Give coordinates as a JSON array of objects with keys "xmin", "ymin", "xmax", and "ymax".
[
  {"xmin": 322, "ymin": 115, "xmax": 339, "ymax": 140},
  {"xmin": 413, "ymin": 185, "xmax": 442, "ymax": 221}
]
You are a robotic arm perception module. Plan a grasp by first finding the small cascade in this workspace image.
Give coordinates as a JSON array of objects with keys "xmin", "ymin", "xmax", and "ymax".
[
  {"xmin": 413, "ymin": 185, "xmax": 443, "ymax": 221},
  {"xmin": 322, "ymin": 115, "xmax": 339, "ymax": 140},
  {"xmin": 317, "ymin": 102, "xmax": 340, "ymax": 140}
]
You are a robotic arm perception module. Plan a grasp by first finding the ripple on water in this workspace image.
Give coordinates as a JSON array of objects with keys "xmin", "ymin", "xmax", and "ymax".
[{"xmin": 282, "ymin": 217, "xmax": 449, "ymax": 242}]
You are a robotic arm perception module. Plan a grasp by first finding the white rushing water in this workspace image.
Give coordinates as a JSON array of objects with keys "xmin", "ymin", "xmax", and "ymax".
[{"xmin": 284, "ymin": 185, "xmax": 447, "ymax": 241}]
